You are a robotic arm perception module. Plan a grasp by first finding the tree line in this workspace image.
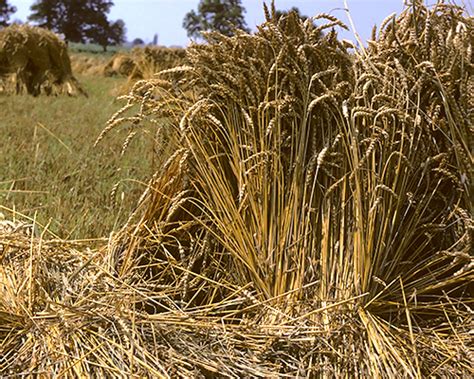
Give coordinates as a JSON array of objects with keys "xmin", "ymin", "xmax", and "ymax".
[
  {"xmin": 1, "ymin": 0, "xmax": 126, "ymax": 51},
  {"xmin": 1, "ymin": 0, "xmax": 308, "ymax": 49},
  {"xmin": 183, "ymin": 1, "xmax": 310, "ymax": 39}
]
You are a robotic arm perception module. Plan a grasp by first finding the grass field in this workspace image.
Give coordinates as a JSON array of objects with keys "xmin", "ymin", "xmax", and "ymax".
[
  {"xmin": 69, "ymin": 41, "xmax": 130, "ymax": 55},
  {"xmin": 0, "ymin": 74, "xmax": 156, "ymax": 239}
]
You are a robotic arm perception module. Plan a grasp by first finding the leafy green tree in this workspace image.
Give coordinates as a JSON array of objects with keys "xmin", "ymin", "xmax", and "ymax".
[
  {"xmin": 132, "ymin": 37, "xmax": 145, "ymax": 46},
  {"xmin": 183, "ymin": 0, "xmax": 249, "ymax": 39},
  {"xmin": 85, "ymin": 17, "xmax": 126, "ymax": 51},
  {"xmin": 28, "ymin": 0, "xmax": 126, "ymax": 50},
  {"xmin": 0, "ymin": 0, "xmax": 16, "ymax": 27},
  {"xmin": 29, "ymin": 1, "xmax": 71, "ymax": 36},
  {"xmin": 108, "ymin": 19, "xmax": 126, "ymax": 46}
]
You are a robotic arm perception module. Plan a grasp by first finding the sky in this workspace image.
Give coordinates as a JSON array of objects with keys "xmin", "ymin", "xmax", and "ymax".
[{"xmin": 10, "ymin": 0, "xmax": 413, "ymax": 47}]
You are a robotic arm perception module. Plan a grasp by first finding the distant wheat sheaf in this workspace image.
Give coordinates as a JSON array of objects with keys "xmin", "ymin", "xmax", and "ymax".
[
  {"xmin": 0, "ymin": 24, "xmax": 86, "ymax": 96},
  {"xmin": 1, "ymin": 1, "xmax": 472, "ymax": 377},
  {"xmin": 103, "ymin": 46, "xmax": 187, "ymax": 93}
]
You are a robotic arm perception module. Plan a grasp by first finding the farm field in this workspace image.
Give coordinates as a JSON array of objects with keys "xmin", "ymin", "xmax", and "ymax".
[
  {"xmin": 0, "ymin": 73, "xmax": 157, "ymax": 239},
  {"xmin": 0, "ymin": 1, "xmax": 472, "ymax": 377}
]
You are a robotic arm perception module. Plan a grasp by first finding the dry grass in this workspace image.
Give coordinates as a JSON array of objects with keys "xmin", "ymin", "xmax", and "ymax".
[{"xmin": 1, "ymin": 1, "xmax": 473, "ymax": 377}]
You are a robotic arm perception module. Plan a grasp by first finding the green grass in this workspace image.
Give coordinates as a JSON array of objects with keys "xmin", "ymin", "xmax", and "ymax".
[
  {"xmin": 68, "ymin": 42, "xmax": 130, "ymax": 56},
  {"xmin": 0, "ymin": 75, "xmax": 157, "ymax": 240}
]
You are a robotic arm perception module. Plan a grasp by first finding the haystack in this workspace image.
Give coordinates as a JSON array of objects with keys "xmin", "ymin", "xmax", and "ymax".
[
  {"xmin": 103, "ymin": 52, "xmax": 136, "ymax": 77},
  {"xmin": 70, "ymin": 53, "xmax": 109, "ymax": 77},
  {"xmin": 0, "ymin": 24, "xmax": 86, "ymax": 96},
  {"xmin": 104, "ymin": 46, "xmax": 186, "ymax": 95},
  {"xmin": 1, "ymin": 1, "xmax": 472, "ymax": 377},
  {"xmin": 104, "ymin": 46, "xmax": 186, "ymax": 79}
]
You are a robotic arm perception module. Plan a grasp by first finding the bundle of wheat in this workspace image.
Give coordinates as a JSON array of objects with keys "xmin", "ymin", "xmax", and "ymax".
[
  {"xmin": 70, "ymin": 53, "xmax": 109, "ymax": 77},
  {"xmin": 103, "ymin": 52, "xmax": 136, "ymax": 77},
  {"xmin": 137, "ymin": 46, "xmax": 186, "ymax": 76},
  {"xmin": 99, "ymin": 0, "xmax": 472, "ymax": 375},
  {"xmin": 103, "ymin": 46, "xmax": 186, "ymax": 94},
  {"xmin": 69, "ymin": 46, "xmax": 183, "ymax": 81},
  {"xmin": 346, "ymin": 0, "xmax": 473, "ymax": 318},
  {"xmin": 1, "ymin": 1, "xmax": 472, "ymax": 377},
  {"xmin": 0, "ymin": 24, "xmax": 86, "ymax": 96}
]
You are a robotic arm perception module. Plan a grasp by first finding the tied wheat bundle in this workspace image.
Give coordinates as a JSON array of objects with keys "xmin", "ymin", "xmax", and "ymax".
[
  {"xmin": 1, "ymin": 1, "xmax": 472, "ymax": 377},
  {"xmin": 0, "ymin": 24, "xmax": 86, "ymax": 96},
  {"xmin": 103, "ymin": 46, "xmax": 187, "ymax": 94},
  {"xmin": 70, "ymin": 53, "xmax": 110, "ymax": 77},
  {"xmin": 103, "ymin": 53, "xmax": 137, "ymax": 77}
]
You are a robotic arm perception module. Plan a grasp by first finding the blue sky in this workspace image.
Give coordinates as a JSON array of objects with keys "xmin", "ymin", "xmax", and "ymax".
[{"xmin": 10, "ymin": 0, "xmax": 409, "ymax": 46}]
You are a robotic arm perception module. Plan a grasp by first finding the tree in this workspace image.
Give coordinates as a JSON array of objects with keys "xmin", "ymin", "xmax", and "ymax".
[
  {"xmin": 0, "ymin": 0, "xmax": 16, "ymax": 27},
  {"xmin": 132, "ymin": 37, "xmax": 145, "ymax": 46},
  {"xmin": 28, "ymin": 0, "xmax": 126, "ymax": 50},
  {"xmin": 183, "ymin": 0, "xmax": 249, "ymax": 39},
  {"xmin": 29, "ymin": 1, "xmax": 69, "ymax": 33},
  {"xmin": 86, "ymin": 18, "xmax": 126, "ymax": 51},
  {"xmin": 108, "ymin": 19, "xmax": 126, "ymax": 46}
]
